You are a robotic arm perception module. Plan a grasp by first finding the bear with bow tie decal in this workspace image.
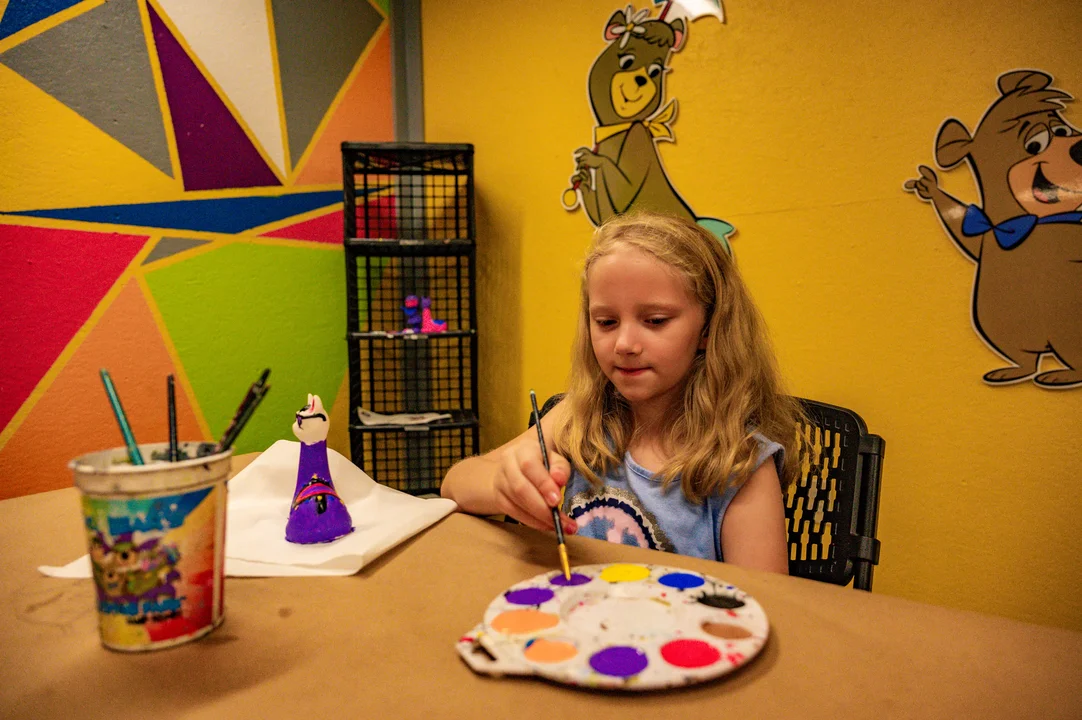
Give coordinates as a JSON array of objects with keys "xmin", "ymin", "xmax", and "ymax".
[{"xmin": 906, "ymin": 70, "xmax": 1081, "ymax": 388}]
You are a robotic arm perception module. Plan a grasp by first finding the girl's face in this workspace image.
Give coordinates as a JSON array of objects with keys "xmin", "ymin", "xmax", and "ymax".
[{"xmin": 587, "ymin": 245, "xmax": 706, "ymax": 417}]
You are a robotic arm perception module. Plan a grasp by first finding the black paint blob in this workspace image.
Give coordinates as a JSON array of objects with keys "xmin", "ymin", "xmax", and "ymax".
[{"xmin": 696, "ymin": 594, "xmax": 745, "ymax": 610}]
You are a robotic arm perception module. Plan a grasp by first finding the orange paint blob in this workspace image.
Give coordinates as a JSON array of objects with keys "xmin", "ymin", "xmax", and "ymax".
[
  {"xmin": 491, "ymin": 609, "xmax": 559, "ymax": 634},
  {"xmin": 523, "ymin": 638, "xmax": 578, "ymax": 664}
]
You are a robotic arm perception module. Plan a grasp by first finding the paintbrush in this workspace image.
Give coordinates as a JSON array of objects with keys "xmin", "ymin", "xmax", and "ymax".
[
  {"xmin": 530, "ymin": 390, "xmax": 571, "ymax": 581},
  {"xmin": 218, "ymin": 384, "xmax": 271, "ymax": 451},
  {"xmin": 217, "ymin": 368, "xmax": 270, "ymax": 449},
  {"xmin": 167, "ymin": 374, "xmax": 178, "ymax": 462},
  {"xmin": 99, "ymin": 369, "xmax": 145, "ymax": 465}
]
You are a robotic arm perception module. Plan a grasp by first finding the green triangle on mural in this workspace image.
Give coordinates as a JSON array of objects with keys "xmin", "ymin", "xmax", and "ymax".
[{"xmin": 143, "ymin": 243, "xmax": 347, "ymax": 454}]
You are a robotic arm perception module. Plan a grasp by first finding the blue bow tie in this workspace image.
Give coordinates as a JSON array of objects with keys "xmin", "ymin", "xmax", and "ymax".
[{"xmin": 962, "ymin": 205, "xmax": 1082, "ymax": 250}]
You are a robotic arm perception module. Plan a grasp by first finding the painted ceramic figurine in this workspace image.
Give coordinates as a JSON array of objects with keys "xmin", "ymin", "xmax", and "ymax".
[
  {"xmin": 286, "ymin": 394, "xmax": 354, "ymax": 544},
  {"xmin": 402, "ymin": 295, "xmax": 448, "ymax": 334}
]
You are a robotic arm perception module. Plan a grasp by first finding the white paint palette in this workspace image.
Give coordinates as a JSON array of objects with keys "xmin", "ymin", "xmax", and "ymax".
[{"xmin": 456, "ymin": 563, "xmax": 769, "ymax": 691}]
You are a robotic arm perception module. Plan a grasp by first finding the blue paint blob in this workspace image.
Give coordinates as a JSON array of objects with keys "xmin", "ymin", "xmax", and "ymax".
[
  {"xmin": 550, "ymin": 572, "xmax": 591, "ymax": 587},
  {"xmin": 658, "ymin": 572, "xmax": 705, "ymax": 590},
  {"xmin": 589, "ymin": 646, "xmax": 649, "ymax": 677},
  {"xmin": 504, "ymin": 587, "xmax": 555, "ymax": 606}
]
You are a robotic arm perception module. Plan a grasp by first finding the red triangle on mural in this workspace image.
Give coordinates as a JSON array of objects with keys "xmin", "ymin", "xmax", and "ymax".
[
  {"xmin": 294, "ymin": 28, "xmax": 393, "ymax": 186},
  {"xmin": 260, "ymin": 208, "xmax": 343, "ymax": 244},
  {"xmin": 0, "ymin": 224, "xmax": 148, "ymax": 434},
  {"xmin": 147, "ymin": 3, "xmax": 280, "ymax": 191},
  {"xmin": 0, "ymin": 281, "xmax": 204, "ymax": 499}
]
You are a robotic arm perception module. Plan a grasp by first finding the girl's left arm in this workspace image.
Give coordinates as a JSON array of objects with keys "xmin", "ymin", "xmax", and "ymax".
[{"xmin": 720, "ymin": 460, "xmax": 790, "ymax": 574}]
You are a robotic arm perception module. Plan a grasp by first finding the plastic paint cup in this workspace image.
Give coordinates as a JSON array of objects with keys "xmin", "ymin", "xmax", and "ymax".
[{"xmin": 70, "ymin": 441, "xmax": 232, "ymax": 652}]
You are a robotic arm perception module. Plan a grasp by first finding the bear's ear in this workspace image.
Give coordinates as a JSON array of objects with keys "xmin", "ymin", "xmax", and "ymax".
[
  {"xmin": 670, "ymin": 18, "xmax": 686, "ymax": 51},
  {"xmin": 935, "ymin": 119, "xmax": 973, "ymax": 168},
  {"xmin": 997, "ymin": 69, "xmax": 1052, "ymax": 96},
  {"xmin": 604, "ymin": 10, "xmax": 627, "ymax": 41}
]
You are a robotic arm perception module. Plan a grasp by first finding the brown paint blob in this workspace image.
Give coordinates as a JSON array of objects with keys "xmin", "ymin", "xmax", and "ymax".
[
  {"xmin": 702, "ymin": 621, "xmax": 752, "ymax": 640},
  {"xmin": 491, "ymin": 609, "xmax": 560, "ymax": 634}
]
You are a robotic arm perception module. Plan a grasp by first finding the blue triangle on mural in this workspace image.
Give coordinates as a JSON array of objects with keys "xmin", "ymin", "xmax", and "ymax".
[
  {"xmin": 1, "ymin": 189, "xmax": 383, "ymax": 234},
  {"xmin": 0, "ymin": 0, "xmax": 82, "ymax": 41}
]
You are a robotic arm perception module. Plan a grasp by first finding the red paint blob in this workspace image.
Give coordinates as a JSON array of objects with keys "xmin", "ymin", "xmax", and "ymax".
[{"xmin": 660, "ymin": 639, "xmax": 721, "ymax": 669}]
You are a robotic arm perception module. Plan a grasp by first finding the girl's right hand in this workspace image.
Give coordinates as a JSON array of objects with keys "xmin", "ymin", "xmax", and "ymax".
[{"xmin": 493, "ymin": 441, "xmax": 578, "ymax": 536}]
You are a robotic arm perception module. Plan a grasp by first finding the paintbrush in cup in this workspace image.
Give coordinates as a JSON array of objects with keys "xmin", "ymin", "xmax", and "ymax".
[{"xmin": 530, "ymin": 390, "xmax": 571, "ymax": 581}]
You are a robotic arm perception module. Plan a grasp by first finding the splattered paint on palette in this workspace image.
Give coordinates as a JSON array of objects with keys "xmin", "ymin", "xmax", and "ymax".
[{"xmin": 455, "ymin": 563, "xmax": 769, "ymax": 691}]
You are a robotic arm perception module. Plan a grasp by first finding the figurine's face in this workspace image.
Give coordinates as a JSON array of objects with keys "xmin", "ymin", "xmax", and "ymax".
[{"xmin": 293, "ymin": 394, "xmax": 329, "ymax": 445}]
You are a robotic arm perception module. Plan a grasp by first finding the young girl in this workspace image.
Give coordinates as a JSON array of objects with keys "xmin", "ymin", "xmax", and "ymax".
[{"xmin": 441, "ymin": 212, "xmax": 801, "ymax": 573}]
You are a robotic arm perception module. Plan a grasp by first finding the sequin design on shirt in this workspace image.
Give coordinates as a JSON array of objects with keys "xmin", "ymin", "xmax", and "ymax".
[{"xmin": 565, "ymin": 485, "xmax": 675, "ymax": 553}]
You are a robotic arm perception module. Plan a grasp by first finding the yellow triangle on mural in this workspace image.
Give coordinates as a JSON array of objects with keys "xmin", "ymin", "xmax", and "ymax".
[{"xmin": 0, "ymin": 64, "xmax": 179, "ymax": 211}]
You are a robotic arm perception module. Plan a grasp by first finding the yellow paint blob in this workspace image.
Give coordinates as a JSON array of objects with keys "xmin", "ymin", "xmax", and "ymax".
[
  {"xmin": 523, "ymin": 638, "xmax": 578, "ymax": 664},
  {"xmin": 491, "ymin": 609, "xmax": 559, "ymax": 635},
  {"xmin": 599, "ymin": 564, "xmax": 651, "ymax": 583}
]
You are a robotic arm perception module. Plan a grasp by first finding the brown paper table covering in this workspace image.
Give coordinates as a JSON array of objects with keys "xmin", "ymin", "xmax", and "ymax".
[{"xmin": 2, "ymin": 454, "xmax": 1080, "ymax": 719}]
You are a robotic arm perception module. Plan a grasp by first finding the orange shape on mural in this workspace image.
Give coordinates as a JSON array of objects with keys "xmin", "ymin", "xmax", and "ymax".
[
  {"xmin": 294, "ymin": 28, "xmax": 393, "ymax": 186},
  {"xmin": 0, "ymin": 281, "xmax": 205, "ymax": 499}
]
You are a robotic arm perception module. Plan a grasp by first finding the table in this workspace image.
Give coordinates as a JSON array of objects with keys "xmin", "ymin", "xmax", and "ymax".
[{"xmin": 2, "ymin": 454, "xmax": 1080, "ymax": 719}]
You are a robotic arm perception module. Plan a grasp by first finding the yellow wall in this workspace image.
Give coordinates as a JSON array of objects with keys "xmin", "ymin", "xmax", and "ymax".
[{"xmin": 423, "ymin": 0, "xmax": 1082, "ymax": 631}]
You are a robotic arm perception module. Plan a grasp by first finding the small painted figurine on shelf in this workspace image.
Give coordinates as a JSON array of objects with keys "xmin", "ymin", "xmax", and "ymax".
[
  {"xmin": 286, "ymin": 394, "xmax": 354, "ymax": 544},
  {"xmin": 402, "ymin": 295, "xmax": 448, "ymax": 334}
]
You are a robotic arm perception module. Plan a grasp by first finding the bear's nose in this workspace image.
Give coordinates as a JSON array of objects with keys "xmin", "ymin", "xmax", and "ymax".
[
  {"xmin": 1070, "ymin": 138, "xmax": 1082, "ymax": 166},
  {"xmin": 635, "ymin": 75, "xmax": 647, "ymax": 87}
]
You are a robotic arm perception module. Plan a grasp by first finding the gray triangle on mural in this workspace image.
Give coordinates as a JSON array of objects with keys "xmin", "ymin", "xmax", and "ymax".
[
  {"xmin": 0, "ymin": 0, "xmax": 173, "ymax": 177},
  {"xmin": 273, "ymin": 0, "xmax": 383, "ymax": 168},
  {"xmin": 142, "ymin": 237, "xmax": 211, "ymax": 265}
]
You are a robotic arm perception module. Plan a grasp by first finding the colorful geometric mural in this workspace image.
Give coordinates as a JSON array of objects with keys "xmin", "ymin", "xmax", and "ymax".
[{"xmin": 0, "ymin": 0, "xmax": 394, "ymax": 498}]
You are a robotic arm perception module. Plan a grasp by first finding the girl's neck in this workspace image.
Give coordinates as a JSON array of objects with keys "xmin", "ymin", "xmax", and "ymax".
[{"xmin": 626, "ymin": 396, "xmax": 680, "ymax": 472}]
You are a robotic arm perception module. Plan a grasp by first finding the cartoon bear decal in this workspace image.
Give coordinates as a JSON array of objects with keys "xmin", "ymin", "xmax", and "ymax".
[
  {"xmin": 906, "ymin": 70, "xmax": 1081, "ymax": 388},
  {"xmin": 563, "ymin": 5, "xmax": 734, "ymax": 249}
]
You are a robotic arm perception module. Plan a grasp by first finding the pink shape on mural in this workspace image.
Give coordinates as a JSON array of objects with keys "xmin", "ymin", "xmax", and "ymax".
[
  {"xmin": 0, "ymin": 224, "xmax": 148, "ymax": 431},
  {"xmin": 260, "ymin": 208, "xmax": 343, "ymax": 244},
  {"xmin": 147, "ymin": 4, "xmax": 280, "ymax": 191}
]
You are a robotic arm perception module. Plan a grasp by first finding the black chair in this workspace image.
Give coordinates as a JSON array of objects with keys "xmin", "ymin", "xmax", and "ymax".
[
  {"xmin": 529, "ymin": 394, "xmax": 885, "ymax": 591},
  {"xmin": 788, "ymin": 399, "xmax": 883, "ymax": 591}
]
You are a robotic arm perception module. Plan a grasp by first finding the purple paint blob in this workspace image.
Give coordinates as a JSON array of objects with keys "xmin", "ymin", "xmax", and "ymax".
[
  {"xmin": 658, "ymin": 572, "xmax": 705, "ymax": 590},
  {"xmin": 505, "ymin": 587, "xmax": 555, "ymax": 606},
  {"xmin": 148, "ymin": 4, "xmax": 281, "ymax": 191},
  {"xmin": 589, "ymin": 646, "xmax": 649, "ymax": 678},
  {"xmin": 550, "ymin": 573, "xmax": 591, "ymax": 587}
]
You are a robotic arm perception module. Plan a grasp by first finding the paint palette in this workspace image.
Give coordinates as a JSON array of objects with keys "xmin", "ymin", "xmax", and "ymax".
[{"xmin": 456, "ymin": 563, "xmax": 769, "ymax": 691}]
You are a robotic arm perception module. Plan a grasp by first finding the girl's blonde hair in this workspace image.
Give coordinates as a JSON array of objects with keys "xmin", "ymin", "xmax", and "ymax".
[{"xmin": 553, "ymin": 212, "xmax": 803, "ymax": 503}]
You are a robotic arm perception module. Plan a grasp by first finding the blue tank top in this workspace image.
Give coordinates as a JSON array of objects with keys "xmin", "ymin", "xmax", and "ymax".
[{"xmin": 561, "ymin": 434, "xmax": 783, "ymax": 562}]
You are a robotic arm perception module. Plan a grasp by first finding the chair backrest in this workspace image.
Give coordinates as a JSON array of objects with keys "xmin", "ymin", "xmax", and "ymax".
[
  {"xmin": 788, "ymin": 398, "xmax": 884, "ymax": 591},
  {"xmin": 530, "ymin": 394, "xmax": 885, "ymax": 590}
]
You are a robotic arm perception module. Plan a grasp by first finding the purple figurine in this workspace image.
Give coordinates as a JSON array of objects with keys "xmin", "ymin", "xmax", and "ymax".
[
  {"xmin": 402, "ymin": 295, "xmax": 448, "ymax": 333},
  {"xmin": 286, "ymin": 394, "xmax": 354, "ymax": 544}
]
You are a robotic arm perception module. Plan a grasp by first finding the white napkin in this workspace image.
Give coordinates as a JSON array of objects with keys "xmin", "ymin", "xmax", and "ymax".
[
  {"xmin": 357, "ymin": 407, "xmax": 452, "ymax": 426},
  {"xmin": 38, "ymin": 440, "xmax": 457, "ymax": 578}
]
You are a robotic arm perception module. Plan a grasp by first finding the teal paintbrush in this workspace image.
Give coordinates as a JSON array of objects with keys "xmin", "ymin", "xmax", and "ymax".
[{"xmin": 99, "ymin": 369, "xmax": 144, "ymax": 465}]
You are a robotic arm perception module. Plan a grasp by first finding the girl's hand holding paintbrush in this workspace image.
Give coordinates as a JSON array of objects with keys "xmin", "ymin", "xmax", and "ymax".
[
  {"xmin": 441, "ymin": 403, "xmax": 577, "ymax": 536},
  {"xmin": 492, "ymin": 439, "xmax": 577, "ymax": 535}
]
